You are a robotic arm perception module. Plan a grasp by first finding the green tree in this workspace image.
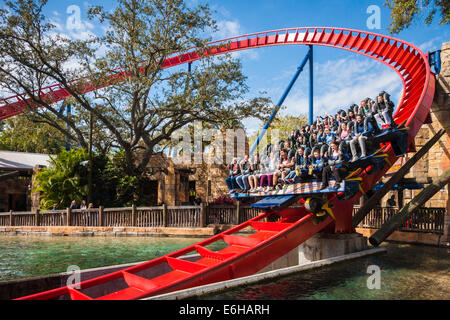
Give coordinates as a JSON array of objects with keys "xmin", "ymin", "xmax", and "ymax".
[
  {"xmin": 34, "ymin": 149, "xmax": 91, "ymax": 209},
  {"xmin": 0, "ymin": 0, "xmax": 272, "ymax": 179},
  {"xmin": 248, "ymin": 114, "xmax": 308, "ymax": 150},
  {"xmin": 385, "ymin": 0, "xmax": 449, "ymax": 34},
  {"xmin": 0, "ymin": 113, "xmax": 66, "ymax": 154},
  {"xmin": 34, "ymin": 148, "xmax": 159, "ymax": 209}
]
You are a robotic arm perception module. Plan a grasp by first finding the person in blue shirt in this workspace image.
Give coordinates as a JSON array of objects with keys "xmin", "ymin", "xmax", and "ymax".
[
  {"xmin": 317, "ymin": 128, "xmax": 325, "ymax": 144},
  {"xmin": 349, "ymin": 114, "xmax": 374, "ymax": 162},
  {"xmin": 310, "ymin": 149, "xmax": 325, "ymax": 180},
  {"xmin": 324, "ymin": 126, "xmax": 336, "ymax": 144}
]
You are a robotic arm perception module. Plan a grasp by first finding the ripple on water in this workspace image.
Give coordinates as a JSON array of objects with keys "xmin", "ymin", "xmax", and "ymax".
[
  {"xmin": 197, "ymin": 243, "xmax": 450, "ymax": 300},
  {"xmin": 0, "ymin": 235, "xmax": 225, "ymax": 282},
  {"xmin": 1, "ymin": 237, "xmax": 448, "ymax": 300}
]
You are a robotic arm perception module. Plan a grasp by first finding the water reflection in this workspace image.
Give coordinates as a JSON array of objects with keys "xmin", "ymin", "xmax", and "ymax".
[
  {"xmin": 199, "ymin": 244, "xmax": 450, "ymax": 300},
  {"xmin": 0, "ymin": 236, "xmax": 225, "ymax": 281}
]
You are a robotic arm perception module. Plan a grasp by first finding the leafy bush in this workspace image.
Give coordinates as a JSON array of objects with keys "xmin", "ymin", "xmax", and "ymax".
[
  {"xmin": 34, "ymin": 149, "xmax": 90, "ymax": 209},
  {"xmin": 34, "ymin": 148, "xmax": 154, "ymax": 209},
  {"xmin": 209, "ymin": 196, "xmax": 235, "ymax": 205}
]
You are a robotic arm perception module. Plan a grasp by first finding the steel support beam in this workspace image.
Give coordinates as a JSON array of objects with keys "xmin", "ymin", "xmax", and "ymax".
[
  {"xmin": 250, "ymin": 47, "xmax": 312, "ymax": 154},
  {"xmin": 309, "ymin": 45, "xmax": 314, "ymax": 125},
  {"xmin": 352, "ymin": 128, "xmax": 446, "ymax": 227}
]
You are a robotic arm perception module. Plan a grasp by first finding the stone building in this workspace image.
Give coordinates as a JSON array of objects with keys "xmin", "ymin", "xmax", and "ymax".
[
  {"xmin": 146, "ymin": 127, "xmax": 249, "ymax": 205},
  {"xmin": 0, "ymin": 151, "xmax": 51, "ymax": 212},
  {"xmin": 379, "ymin": 42, "xmax": 450, "ymax": 211}
]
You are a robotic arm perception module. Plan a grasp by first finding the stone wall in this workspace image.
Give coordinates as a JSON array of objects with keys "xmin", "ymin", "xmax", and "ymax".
[
  {"xmin": 0, "ymin": 176, "xmax": 31, "ymax": 212},
  {"xmin": 0, "ymin": 226, "xmax": 215, "ymax": 238},
  {"xmin": 381, "ymin": 42, "xmax": 450, "ymax": 212}
]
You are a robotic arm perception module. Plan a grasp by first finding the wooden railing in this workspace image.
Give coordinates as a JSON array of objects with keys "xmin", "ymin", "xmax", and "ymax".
[
  {"xmin": 2, "ymin": 205, "xmax": 445, "ymax": 233},
  {"xmin": 206, "ymin": 204, "xmax": 265, "ymax": 225},
  {"xmin": 40, "ymin": 210, "xmax": 66, "ymax": 226},
  {"xmin": 353, "ymin": 206, "xmax": 446, "ymax": 234},
  {"xmin": 135, "ymin": 207, "xmax": 164, "ymax": 227},
  {"xmin": 0, "ymin": 203, "xmax": 265, "ymax": 228}
]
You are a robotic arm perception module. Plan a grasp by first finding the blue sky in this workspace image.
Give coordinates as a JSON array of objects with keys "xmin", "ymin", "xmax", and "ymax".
[{"xmin": 3, "ymin": 0, "xmax": 449, "ymax": 133}]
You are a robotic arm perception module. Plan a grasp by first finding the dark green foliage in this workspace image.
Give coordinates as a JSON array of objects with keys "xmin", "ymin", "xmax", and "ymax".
[{"xmin": 34, "ymin": 148, "xmax": 158, "ymax": 209}]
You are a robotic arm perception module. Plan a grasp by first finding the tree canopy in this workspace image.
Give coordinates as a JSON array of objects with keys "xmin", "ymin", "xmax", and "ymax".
[
  {"xmin": 0, "ymin": 0, "xmax": 272, "ymax": 176},
  {"xmin": 248, "ymin": 114, "xmax": 308, "ymax": 152},
  {"xmin": 384, "ymin": 0, "xmax": 449, "ymax": 34},
  {"xmin": 0, "ymin": 113, "xmax": 66, "ymax": 154},
  {"xmin": 33, "ymin": 148, "xmax": 148, "ymax": 209}
]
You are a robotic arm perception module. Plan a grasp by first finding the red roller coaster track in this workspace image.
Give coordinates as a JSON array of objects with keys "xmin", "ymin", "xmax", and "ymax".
[{"xmin": 12, "ymin": 27, "xmax": 435, "ymax": 300}]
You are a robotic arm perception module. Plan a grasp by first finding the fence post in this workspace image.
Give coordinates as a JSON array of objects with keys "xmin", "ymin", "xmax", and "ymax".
[
  {"xmin": 162, "ymin": 204, "xmax": 167, "ymax": 227},
  {"xmin": 200, "ymin": 203, "xmax": 207, "ymax": 227},
  {"xmin": 131, "ymin": 204, "xmax": 136, "ymax": 227},
  {"xmin": 66, "ymin": 207, "xmax": 71, "ymax": 226},
  {"xmin": 236, "ymin": 201, "xmax": 241, "ymax": 225},
  {"xmin": 34, "ymin": 209, "xmax": 40, "ymax": 227},
  {"xmin": 9, "ymin": 210, "xmax": 13, "ymax": 227},
  {"xmin": 443, "ymin": 214, "xmax": 450, "ymax": 242},
  {"xmin": 99, "ymin": 206, "xmax": 104, "ymax": 227}
]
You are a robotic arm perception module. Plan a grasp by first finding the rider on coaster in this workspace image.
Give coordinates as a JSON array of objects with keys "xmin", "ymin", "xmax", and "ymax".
[
  {"xmin": 226, "ymin": 158, "xmax": 241, "ymax": 193},
  {"xmin": 284, "ymin": 147, "xmax": 309, "ymax": 184},
  {"xmin": 349, "ymin": 113, "xmax": 374, "ymax": 162},
  {"xmin": 273, "ymin": 149, "xmax": 295, "ymax": 189},
  {"xmin": 310, "ymin": 148, "xmax": 326, "ymax": 180},
  {"xmin": 372, "ymin": 91, "xmax": 396, "ymax": 130},
  {"xmin": 320, "ymin": 141, "xmax": 350, "ymax": 190}
]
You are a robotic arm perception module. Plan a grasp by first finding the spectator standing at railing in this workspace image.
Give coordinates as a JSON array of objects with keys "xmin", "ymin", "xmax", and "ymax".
[
  {"xmin": 70, "ymin": 200, "xmax": 78, "ymax": 209},
  {"xmin": 52, "ymin": 203, "xmax": 58, "ymax": 210},
  {"xmin": 194, "ymin": 197, "xmax": 201, "ymax": 223},
  {"xmin": 80, "ymin": 200, "xmax": 87, "ymax": 210},
  {"xmin": 386, "ymin": 195, "xmax": 396, "ymax": 207}
]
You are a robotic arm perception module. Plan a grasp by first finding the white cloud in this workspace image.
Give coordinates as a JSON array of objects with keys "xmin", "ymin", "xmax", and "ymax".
[
  {"xmin": 418, "ymin": 36, "xmax": 443, "ymax": 53},
  {"xmin": 213, "ymin": 19, "xmax": 259, "ymax": 62},
  {"xmin": 306, "ymin": 57, "xmax": 402, "ymax": 112},
  {"xmin": 50, "ymin": 8, "xmax": 96, "ymax": 41},
  {"xmin": 215, "ymin": 19, "xmax": 242, "ymax": 39}
]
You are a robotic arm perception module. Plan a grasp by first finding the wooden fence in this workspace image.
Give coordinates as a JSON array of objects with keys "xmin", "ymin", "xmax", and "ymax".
[
  {"xmin": 2, "ymin": 204, "xmax": 444, "ymax": 233},
  {"xmin": 0, "ymin": 203, "xmax": 264, "ymax": 229},
  {"xmin": 353, "ymin": 206, "xmax": 445, "ymax": 234}
]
